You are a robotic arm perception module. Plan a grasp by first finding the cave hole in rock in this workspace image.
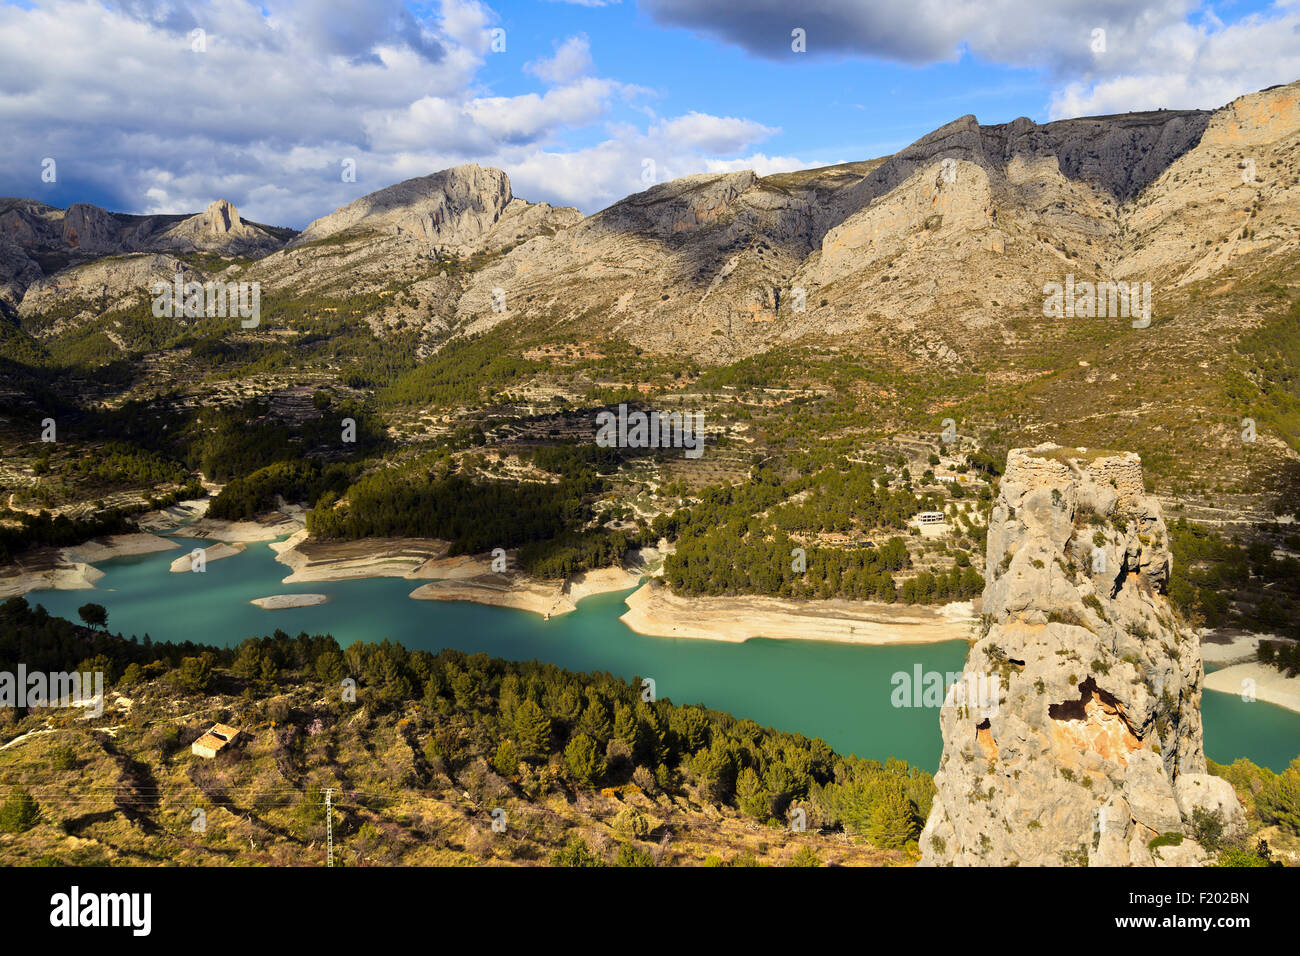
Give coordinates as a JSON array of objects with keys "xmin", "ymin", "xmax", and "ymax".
[{"xmin": 1047, "ymin": 676, "xmax": 1142, "ymax": 761}]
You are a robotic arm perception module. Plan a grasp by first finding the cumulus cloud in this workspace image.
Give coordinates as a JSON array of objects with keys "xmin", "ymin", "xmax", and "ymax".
[
  {"xmin": 0, "ymin": 0, "xmax": 786, "ymax": 223},
  {"xmin": 525, "ymin": 34, "xmax": 593, "ymax": 84},
  {"xmin": 1048, "ymin": 6, "xmax": 1300, "ymax": 117},
  {"xmin": 493, "ymin": 123, "xmax": 798, "ymax": 212},
  {"xmin": 640, "ymin": 0, "xmax": 1300, "ymax": 126},
  {"xmin": 654, "ymin": 112, "xmax": 778, "ymax": 153}
]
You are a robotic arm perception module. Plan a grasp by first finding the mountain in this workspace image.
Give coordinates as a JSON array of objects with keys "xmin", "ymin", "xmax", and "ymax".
[
  {"xmin": 289, "ymin": 163, "xmax": 582, "ymax": 256},
  {"xmin": 3, "ymin": 81, "xmax": 1298, "ymax": 534},
  {"xmin": 0, "ymin": 197, "xmax": 290, "ymax": 315},
  {"xmin": 447, "ymin": 86, "xmax": 1291, "ymax": 365},
  {"xmin": 155, "ymin": 199, "xmax": 284, "ymax": 258}
]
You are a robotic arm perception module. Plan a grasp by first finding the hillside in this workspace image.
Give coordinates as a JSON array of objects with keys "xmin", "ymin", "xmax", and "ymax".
[{"xmin": 0, "ymin": 599, "xmax": 923, "ymax": 867}]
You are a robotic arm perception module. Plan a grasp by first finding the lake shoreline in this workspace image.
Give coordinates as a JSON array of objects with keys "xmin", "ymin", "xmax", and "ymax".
[
  {"xmin": 0, "ymin": 532, "xmax": 178, "ymax": 598},
  {"xmin": 619, "ymin": 580, "xmax": 977, "ymax": 646},
  {"xmin": 11, "ymin": 517, "xmax": 1292, "ymax": 685},
  {"xmin": 10, "ymin": 514, "xmax": 1297, "ymax": 772},
  {"xmin": 1204, "ymin": 661, "xmax": 1300, "ymax": 714},
  {"xmin": 270, "ymin": 529, "xmax": 978, "ymax": 642},
  {"xmin": 1, "ymin": 514, "xmax": 978, "ymax": 647}
]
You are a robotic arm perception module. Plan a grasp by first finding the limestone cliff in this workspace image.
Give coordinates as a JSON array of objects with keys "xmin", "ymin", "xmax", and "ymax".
[
  {"xmin": 156, "ymin": 199, "xmax": 282, "ymax": 257},
  {"xmin": 0, "ymin": 196, "xmax": 286, "ymax": 313},
  {"xmin": 287, "ymin": 163, "xmax": 581, "ymax": 257},
  {"xmin": 920, "ymin": 445, "xmax": 1244, "ymax": 866}
]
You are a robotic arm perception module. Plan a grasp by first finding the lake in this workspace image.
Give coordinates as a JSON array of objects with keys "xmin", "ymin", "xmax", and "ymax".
[{"xmin": 25, "ymin": 535, "xmax": 1300, "ymax": 772}]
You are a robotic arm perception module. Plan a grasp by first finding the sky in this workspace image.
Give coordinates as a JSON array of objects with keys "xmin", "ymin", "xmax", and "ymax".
[{"xmin": 1, "ymin": 0, "xmax": 1298, "ymax": 227}]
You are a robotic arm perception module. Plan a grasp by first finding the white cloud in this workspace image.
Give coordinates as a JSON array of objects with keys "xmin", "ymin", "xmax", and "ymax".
[
  {"xmin": 1049, "ymin": 7, "xmax": 1300, "ymax": 118},
  {"xmin": 654, "ymin": 112, "xmax": 778, "ymax": 153},
  {"xmin": 0, "ymin": 0, "xmax": 790, "ymax": 223},
  {"xmin": 525, "ymin": 34, "xmax": 593, "ymax": 84},
  {"xmin": 703, "ymin": 154, "xmax": 809, "ymax": 177},
  {"xmin": 640, "ymin": 0, "xmax": 1200, "ymax": 72}
]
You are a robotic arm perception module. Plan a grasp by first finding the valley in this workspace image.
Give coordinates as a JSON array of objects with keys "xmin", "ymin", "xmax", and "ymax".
[{"xmin": 2, "ymin": 78, "xmax": 1299, "ymax": 870}]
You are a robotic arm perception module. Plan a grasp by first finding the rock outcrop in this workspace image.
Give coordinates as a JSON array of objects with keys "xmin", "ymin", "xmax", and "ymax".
[
  {"xmin": 920, "ymin": 445, "xmax": 1242, "ymax": 866},
  {"xmin": 288, "ymin": 163, "xmax": 580, "ymax": 257},
  {"xmin": 0, "ymin": 196, "xmax": 287, "ymax": 312},
  {"xmin": 16, "ymin": 253, "xmax": 200, "ymax": 327},
  {"xmin": 156, "ymin": 199, "xmax": 282, "ymax": 257}
]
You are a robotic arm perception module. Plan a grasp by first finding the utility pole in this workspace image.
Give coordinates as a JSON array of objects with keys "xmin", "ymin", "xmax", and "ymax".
[{"xmin": 324, "ymin": 788, "xmax": 335, "ymax": 867}]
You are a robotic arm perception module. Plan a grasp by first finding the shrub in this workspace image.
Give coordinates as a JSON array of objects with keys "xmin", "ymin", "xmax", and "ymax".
[
  {"xmin": 613, "ymin": 844, "xmax": 656, "ymax": 867},
  {"xmin": 0, "ymin": 789, "xmax": 40, "ymax": 833},
  {"xmin": 1148, "ymin": 831, "xmax": 1184, "ymax": 850},
  {"xmin": 787, "ymin": 845, "xmax": 821, "ymax": 867},
  {"xmin": 551, "ymin": 836, "xmax": 605, "ymax": 867},
  {"xmin": 49, "ymin": 745, "xmax": 77, "ymax": 771},
  {"xmin": 1190, "ymin": 807, "xmax": 1225, "ymax": 852},
  {"xmin": 492, "ymin": 740, "xmax": 519, "ymax": 778},
  {"xmin": 612, "ymin": 806, "xmax": 649, "ymax": 842}
]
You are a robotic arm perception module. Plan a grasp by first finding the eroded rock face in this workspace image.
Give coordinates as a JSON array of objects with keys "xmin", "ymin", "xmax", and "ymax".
[
  {"xmin": 0, "ymin": 196, "xmax": 285, "ymax": 312},
  {"xmin": 157, "ymin": 199, "xmax": 282, "ymax": 257},
  {"xmin": 17, "ymin": 254, "xmax": 200, "ymax": 329},
  {"xmin": 288, "ymin": 163, "xmax": 579, "ymax": 257},
  {"xmin": 920, "ymin": 445, "xmax": 1240, "ymax": 866}
]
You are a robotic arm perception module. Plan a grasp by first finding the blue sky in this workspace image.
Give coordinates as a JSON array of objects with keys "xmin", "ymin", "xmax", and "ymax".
[
  {"xmin": 1, "ymin": 0, "xmax": 1297, "ymax": 226},
  {"xmin": 474, "ymin": 3, "xmax": 1052, "ymax": 160}
]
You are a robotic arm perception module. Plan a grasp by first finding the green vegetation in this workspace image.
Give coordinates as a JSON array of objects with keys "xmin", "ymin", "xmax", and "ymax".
[
  {"xmin": 1257, "ymin": 639, "xmax": 1300, "ymax": 677},
  {"xmin": 208, "ymin": 458, "xmax": 364, "ymax": 521},
  {"xmin": 310, "ymin": 463, "xmax": 603, "ymax": 555},
  {"xmin": 380, "ymin": 332, "xmax": 544, "ymax": 408},
  {"xmin": 656, "ymin": 464, "xmax": 983, "ymax": 602},
  {"xmin": 1211, "ymin": 756, "xmax": 1300, "ymax": 836},
  {"xmin": 0, "ymin": 601, "xmax": 929, "ymax": 865},
  {"xmin": 0, "ymin": 789, "xmax": 40, "ymax": 834},
  {"xmin": 1169, "ymin": 519, "xmax": 1300, "ymax": 638}
]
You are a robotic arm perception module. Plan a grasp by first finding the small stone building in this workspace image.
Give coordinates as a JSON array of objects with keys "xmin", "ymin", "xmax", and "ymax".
[{"xmin": 192, "ymin": 723, "xmax": 240, "ymax": 759}]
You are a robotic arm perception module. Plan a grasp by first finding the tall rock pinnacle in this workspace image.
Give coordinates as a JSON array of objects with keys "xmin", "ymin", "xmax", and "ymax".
[{"xmin": 920, "ymin": 445, "xmax": 1245, "ymax": 866}]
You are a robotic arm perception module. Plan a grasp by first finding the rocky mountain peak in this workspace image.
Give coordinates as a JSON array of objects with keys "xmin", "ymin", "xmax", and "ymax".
[
  {"xmin": 920, "ymin": 445, "xmax": 1245, "ymax": 866},
  {"xmin": 158, "ymin": 198, "xmax": 281, "ymax": 257},
  {"xmin": 59, "ymin": 203, "xmax": 123, "ymax": 252},
  {"xmin": 203, "ymin": 199, "xmax": 239, "ymax": 233},
  {"xmin": 290, "ymin": 163, "xmax": 519, "ymax": 251}
]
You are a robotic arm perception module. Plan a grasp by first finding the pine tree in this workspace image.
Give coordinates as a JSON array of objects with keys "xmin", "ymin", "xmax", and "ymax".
[
  {"xmin": 492, "ymin": 739, "xmax": 519, "ymax": 777},
  {"xmin": 613, "ymin": 703, "xmax": 638, "ymax": 749},
  {"xmin": 564, "ymin": 733, "xmax": 605, "ymax": 787},
  {"xmin": 512, "ymin": 699, "xmax": 552, "ymax": 761},
  {"xmin": 735, "ymin": 767, "xmax": 772, "ymax": 822},
  {"xmin": 867, "ymin": 777, "xmax": 918, "ymax": 849},
  {"xmin": 576, "ymin": 694, "xmax": 612, "ymax": 743},
  {"xmin": 636, "ymin": 702, "xmax": 669, "ymax": 766}
]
